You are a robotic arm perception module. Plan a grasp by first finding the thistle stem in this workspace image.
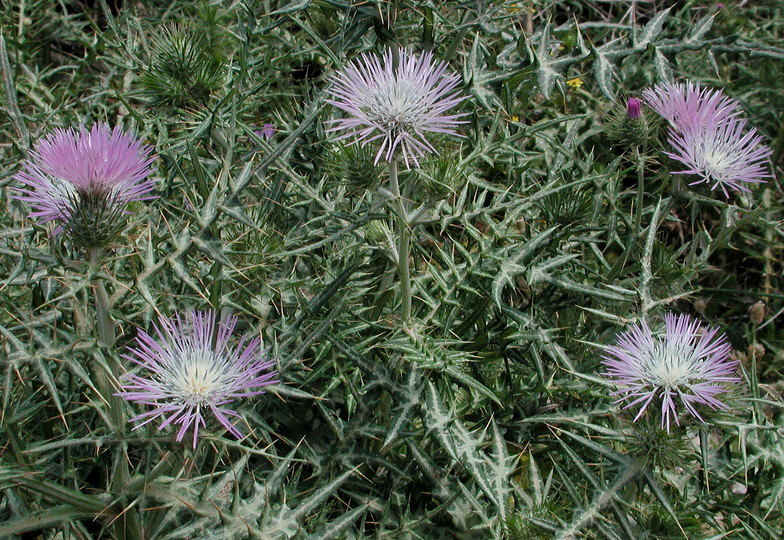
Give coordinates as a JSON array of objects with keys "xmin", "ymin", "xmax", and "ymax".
[
  {"xmin": 634, "ymin": 145, "xmax": 645, "ymax": 234},
  {"xmin": 86, "ymin": 248, "xmax": 142, "ymax": 539},
  {"xmin": 89, "ymin": 248, "xmax": 116, "ymax": 348},
  {"xmin": 86, "ymin": 248, "xmax": 126, "ymax": 431},
  {"xmin": 388, "ymin": 159, "xmax": 412, "ymax": 327}
]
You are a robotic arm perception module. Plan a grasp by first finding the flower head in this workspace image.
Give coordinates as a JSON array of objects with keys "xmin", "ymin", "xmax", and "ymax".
[
  {"xmin": 601, "ymin": 313, "xmax": 739, "ymax": 432},
  {"xmin": 326, "ymin": 48, "xmax": 466, "ymax": 168},
  {"xmin": 642, "ymin": 81, "xmax": 771, "ymax": 195},
  {"xmin": 118, "ymin": 311, "xmax": 278, "ymax": 448},
  {"xmin": 607, "ymin": 97, "xmax": 649, "ymax": 147},
  {"xmin": 12, "ymin": 123, "xmax": 157, "ymax": 245},
  {"xmin": 642, "ymin": 81, "xmax": 739, "ymax": 130},
  {"xmin": 664, "ymin": 112, "xmax": 772, "ymax": 196}
]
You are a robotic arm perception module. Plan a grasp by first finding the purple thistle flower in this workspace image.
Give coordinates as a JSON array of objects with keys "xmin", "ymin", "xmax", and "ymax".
[
  {"xmin": 642, "ymin": 81, "xmax": 740, "ymax": 131},
  {"xmin": 642, "ymin": 81, "xmax": 771, "ymax": 195},
  {"xmin": 665, "ymin": 112, "xmax": 772, "ymax": 196},
  {"xmin": 626, "ymin": 97, "xmax": 642, "ymax": 119},
  {"xmin": 601, "ymin": 313, "xmax": 739, "ymax": 432},
  {"xmin": 117, "ymin": 311, "xmax": 279, "ymax": 448},
  {"xmin": 13, "ymin": 123, "xmax": 157, "ymax": 229},
  {"xmin": 326, "ymin": 48, "xmax": 467, "ymax": 168}
]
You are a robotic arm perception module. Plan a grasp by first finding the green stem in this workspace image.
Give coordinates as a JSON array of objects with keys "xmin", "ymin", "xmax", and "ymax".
[
  {"xmin": 86, "ymin": 248, "xmax": 119, "ymax": 421},
  {"xmin": 388, "ymin": 160, "xmax": 412, "ymax": 327},
  {"xmin": 86, "ymin": 248, "xmax": 142, "ymax": 538},
  {"xmin": 88, "ymin": 248, "xmax": 116, "ymax": 348},
  {"xmin": 605, "ymin": 146, "xmax": 646, "ymax": 282},
  {"xmin": 633, "ymin": 146, "xmax": 645, "ymax": 234}
]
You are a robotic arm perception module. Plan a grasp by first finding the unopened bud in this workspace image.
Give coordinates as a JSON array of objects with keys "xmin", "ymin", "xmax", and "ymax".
[
  {"xmin": 608, "ymin": 96, "xmax": 650, "ymax": 147},
  {"xmin": 627, "ymin": 97, "xmax": 642, "ymax": 119}
]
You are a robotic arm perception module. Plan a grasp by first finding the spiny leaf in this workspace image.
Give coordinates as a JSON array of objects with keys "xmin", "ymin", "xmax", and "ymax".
[
  {"xmin": 492, "ymin": 227, "xmax": 558, "ymax": 308},
  {"xmin": 304, "ymin": 504, "xmax": 368, "ymax": 540},
  {"xmin": 634, "ymin": 8, "xmax": 672, "ymax": 51},
  {"xmin": 423, "ymin": 382, "xmax": 513, "ymax": 514}
]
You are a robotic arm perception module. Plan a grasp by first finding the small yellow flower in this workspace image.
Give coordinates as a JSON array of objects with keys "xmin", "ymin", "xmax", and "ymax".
[
  {"xmin": 511, "ymin": 115, "xmax": 520, "ymax": 122},
  {"xmin": 508, "ymin": 2, "xmax": 528, "ymax": 13},
  {"xmin": 566, "ymin": 77, "xmax": 584, "ymax": 89}
]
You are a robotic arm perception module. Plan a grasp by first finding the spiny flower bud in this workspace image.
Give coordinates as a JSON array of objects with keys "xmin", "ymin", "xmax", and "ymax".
[
  {"xmin": 362, "ymin": 220, "xmax": 394, "ymax": 252},
  {"xmin": 607, "ymin": 96, "xmax": 651, "ymax": 148},
  {"xmin": 415, "ymin": 157, "xmax": 466, "ymax": 203}
]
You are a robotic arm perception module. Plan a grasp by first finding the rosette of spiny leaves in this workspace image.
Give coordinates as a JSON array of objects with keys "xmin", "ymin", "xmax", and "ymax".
[{"xmin": 139, "ymin": 24, "xmax": 228, "ymax": 109}]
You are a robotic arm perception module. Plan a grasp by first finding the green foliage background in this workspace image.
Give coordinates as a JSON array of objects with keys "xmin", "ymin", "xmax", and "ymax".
[{"xmin": 0, "ymin": 0, "xmax": 782, "ymax": 538}]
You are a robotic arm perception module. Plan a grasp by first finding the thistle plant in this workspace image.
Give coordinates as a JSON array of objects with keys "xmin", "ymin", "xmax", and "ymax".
[
  {"xmin": 327, "ymin": 48, "xmax": 466, "ymax": 326},
  {"xmin": 118, "ymin": 310, "xmax": 279, "ymax": 448},
  {"xmin": 642, "ymin": 81, "xmax": 772, "ymax": 196},
  {"xmin": 12, "ymin": 123, "xmax": 157, "ymax": 344},
  {"xmin": 602, "ymin": 313, "xmax": 740, "ymax": 432}
]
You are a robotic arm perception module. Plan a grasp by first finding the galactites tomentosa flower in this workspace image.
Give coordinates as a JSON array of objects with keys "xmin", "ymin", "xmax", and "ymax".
[
  {"xmin": 601, "ymin": 313, "xmax": 740, "ymax": 432},
  {"xmin": 12, "ymin": 123, "xmax": 157, "ymax": 248},
  {"xmin": 117, "ymin": 311, "xmax": 279, "ymax": 448},
  {"xmin": 642, "ymin": 81, "xmax": 772, "ymax": 196},
  {"xmin": 326, "ymin": 48, "xmax": 467, "ymax": 168}
]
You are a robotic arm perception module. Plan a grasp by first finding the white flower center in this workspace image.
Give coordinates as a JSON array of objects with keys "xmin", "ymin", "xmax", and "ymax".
[
  {"xmin": 173, "ymin": 348, "xmax": 228, "ymax": 404},
  {"xmin": 647, "ymin": 344, "xmax": 698, "ymax": 389},
  {"xmin": 702, "ymin": 145, "xmax": 731, "ymax": 177},
  {"xmin": 371, "ymin": 78, "xmax": 428, "ymax": 129}
]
